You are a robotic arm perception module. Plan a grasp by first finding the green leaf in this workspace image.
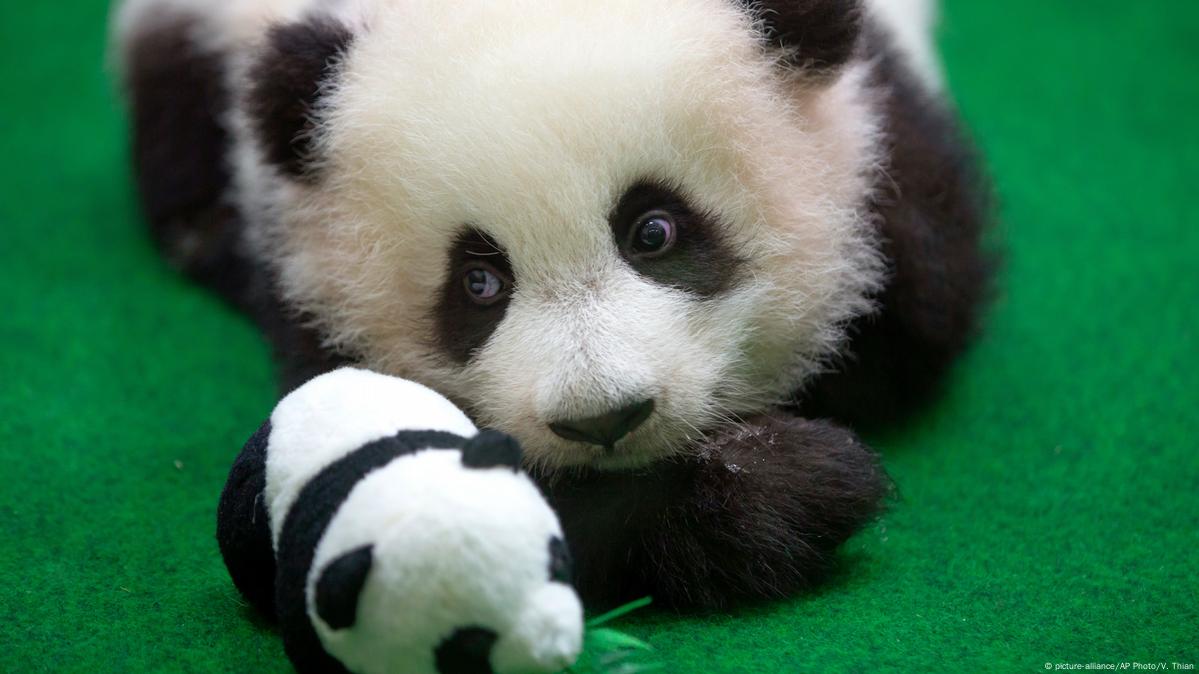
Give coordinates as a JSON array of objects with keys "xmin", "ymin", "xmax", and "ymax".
[
  {"xmin": 585, "ymin": 596, "xmax": 654, "ymax": 628},
  {"xmin": 608, "ymin": 663, "xmax": 665, "ymax": 674},
  {"xmin": 558, "ymin": 596, "xmax": 660, "ymax": 674},
  {"xmin": 585, "ymin": 628, "xmax": 653, "ymax": 653}
]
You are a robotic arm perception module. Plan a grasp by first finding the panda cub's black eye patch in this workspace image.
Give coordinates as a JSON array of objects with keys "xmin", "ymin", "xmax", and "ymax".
[
  {"xmin": 609, "ymin": 181, "xmax": 741, "ymax": 297},
  {"xmin": 433, "ymin": 228, "xmax": 514, "ymax": 364}
]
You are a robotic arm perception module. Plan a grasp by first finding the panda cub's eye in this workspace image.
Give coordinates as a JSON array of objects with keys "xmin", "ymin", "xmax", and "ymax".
[
  {"xmin": 627, "ymin": 210, "xmax": 677, "ymax": 258},
  {"xmin": 463, "ymin": 263, "xmax": 508, "ymax": 305}
]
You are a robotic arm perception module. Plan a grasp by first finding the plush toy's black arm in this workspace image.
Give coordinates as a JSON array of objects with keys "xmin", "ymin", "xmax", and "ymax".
[{"xmin": 544, "ymin": 414, "xmax": 889, "ymax": 609}]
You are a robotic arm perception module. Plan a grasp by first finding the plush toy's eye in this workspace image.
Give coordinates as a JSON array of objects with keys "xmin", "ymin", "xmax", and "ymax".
[
  {"xmin": 463, "ymin": 263, "xmax": 508, "ymax": 304},
  {"xmin": 628, "ymin": 210, "xmax": 676, "ymax": 258}
]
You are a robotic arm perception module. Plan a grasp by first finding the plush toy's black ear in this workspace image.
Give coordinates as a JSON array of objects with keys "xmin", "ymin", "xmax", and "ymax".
[
  {"xmin": 314, "ymin": 544, "xmax": 373, "ymax": 630},
  {"xmin": 245, "ymin": 15, "xmax": 354, "ymax": 180},
  {"xmin": 460, "ymin": 430, "xmax": 523, "ymax": 471},
  {"xmin": 739, "ymin": 0, "xmax": 863, "ymax": 72},
  {"xmin": 547, "ymin": 536, "xmax": 573, "ymax": 584}
]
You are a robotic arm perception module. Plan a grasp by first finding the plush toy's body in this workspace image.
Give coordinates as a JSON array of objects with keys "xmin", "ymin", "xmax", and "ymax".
[
  {"xmin": 217, "ymin": 368, "xmax": 583, "ymax": 674},
  {"xmin": 117, "ymin": 0, "xmax": 990, "ymax": 607}
]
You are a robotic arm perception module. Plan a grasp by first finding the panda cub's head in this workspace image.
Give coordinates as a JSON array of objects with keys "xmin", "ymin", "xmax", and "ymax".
[{"xmin": 241, "ymin": 0, "xmax": 884, "ymax": 471}]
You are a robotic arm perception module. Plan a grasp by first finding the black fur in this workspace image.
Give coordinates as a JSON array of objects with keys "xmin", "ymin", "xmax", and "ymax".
[
  {"xmin": 245, "ymin": 16, "xmax": 354, "ymax": 180},
  {"xmin": 434, "ymin": 627, "xmax": 498, "ymax": 674},
  {"xmin": 123, "ymin": 14, "xmax": 353, "ymax": 384},
  {"xmin": 460, "ymin": 430, "xmax": 523, "ymax": 471},
  {"xmin": 314, "ymin": 545, "xmax": 374, "ymax": 630},
  {"xmin": 799, "ymin": 22, "xmax": 995, "ymax": 428},
  {"xmin": 216, "ymin": 421, "xmax": 277, "ymax": 618},
  {"xmin": 543, "ymin": 414, "xmax": 889, "ymax": 608},
  {"xmin": 739, "ymin": 0, "xmax": 863, "ymax": 71},
  {"xmin": 124, "ymin": 16, "xmax": 253, "ymax": 305},
  {"xmin": 433, "ymin": 229, "xmax": 515, "ymax": 364},
  {"xmin": 253, "ymin": 293, "xmax": 355, "ymax": 394},
  {"xmin": 274, "ymin": 432, "xmax": 465, "ymax": 674},
  {"xmin": 609, "ymin": 181, "xmax": 743, "ymax": 298}
]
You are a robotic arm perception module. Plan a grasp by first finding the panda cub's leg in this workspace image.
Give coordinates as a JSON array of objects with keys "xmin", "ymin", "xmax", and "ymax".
[
  {"xmin": 113, "ymin": 1, "xmax": 255, "ymax": 309},
  {"xmin": 546, "ymin": 415, "xmax": 889, "ymax": 608},
  {"xmin": 799, "ymin": 19, "xmax": 995, "ymax": 428}
]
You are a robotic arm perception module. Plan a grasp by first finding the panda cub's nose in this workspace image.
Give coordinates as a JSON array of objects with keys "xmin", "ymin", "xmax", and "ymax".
[{"xmin": 548, "ymin": 399, "xmax": 655, "ymax": 448}]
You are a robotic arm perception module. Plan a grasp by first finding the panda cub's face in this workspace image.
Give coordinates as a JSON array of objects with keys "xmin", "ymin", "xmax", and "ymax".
[{"xmin": 258, "ymin": 0, "xmax": 882, "ymax": 471}]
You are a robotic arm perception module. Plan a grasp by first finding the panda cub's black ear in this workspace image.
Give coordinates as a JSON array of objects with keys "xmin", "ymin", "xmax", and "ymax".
[
  {"xmin": 738, "ymin": 0, "xmax": 864, "ymax": 72},
  {"xmin": 314, "ymin": 544, "xmax": 373, "ymax": 630},
  {"xmin": 245, "ymin": 15, "xmax": 355, "ymax": 180},
  {"xmin": 460, "ymin": 430, "xmax": 523, "ymax": 471}
]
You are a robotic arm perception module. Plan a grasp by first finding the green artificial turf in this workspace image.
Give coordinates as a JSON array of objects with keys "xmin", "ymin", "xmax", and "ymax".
[{"xmin": 2, "ymin": 1, "xmax": 1197, "ymax": 672}]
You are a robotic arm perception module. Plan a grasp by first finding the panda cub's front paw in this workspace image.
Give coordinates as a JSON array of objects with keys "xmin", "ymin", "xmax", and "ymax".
[{"xmin": 644, "ymin": 413, "xmax": 890, "ymax": 607}]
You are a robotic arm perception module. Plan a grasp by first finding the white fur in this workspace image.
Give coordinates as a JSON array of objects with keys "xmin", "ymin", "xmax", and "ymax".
[
  {"xmin": 866, "ymin": 0, "xmax": 943, "ymax": 88},
  {"xmin": 115, "ymin": 0, "xmax": 943, "ymax": 471},
  {"xmin": 264, "ymin": 367, "xmax": 477, "ymax": 545},
  {"xmin": 113, "ymin": 0, "xmax": 309, "ymax": 61}
]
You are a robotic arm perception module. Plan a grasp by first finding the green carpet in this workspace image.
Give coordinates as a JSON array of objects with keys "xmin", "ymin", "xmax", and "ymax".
[{"xmin": 2, "ymin": 1, "xmax": 1196, "ymax": 671}]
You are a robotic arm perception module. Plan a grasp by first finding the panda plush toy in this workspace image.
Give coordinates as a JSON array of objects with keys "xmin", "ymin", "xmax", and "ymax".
[
  {"xmin": 116, "ymin": 0, "xmax": 991, "ymax": 608},
  {"xmin": 217, "ymin": 368, "xmax": 584, "ymax": 674}
]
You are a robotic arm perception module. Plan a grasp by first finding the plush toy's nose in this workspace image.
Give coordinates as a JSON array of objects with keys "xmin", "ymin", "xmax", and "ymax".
[{"xmin": 547, "ymin": 399, "xmax": 654, "ymax": 448}]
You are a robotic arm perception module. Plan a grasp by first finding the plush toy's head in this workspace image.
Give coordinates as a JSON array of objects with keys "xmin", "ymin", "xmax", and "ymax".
[
  {"xmin": 308, "ymin": 434, "xmax": 581, "ymax": 674},
  {"xmin": 228, "ymin": 369, "xmax": 584, "ymax": 674},
  {"xmin": 241, "ymin": 0, "xmax": 884, "ymax": 471}
]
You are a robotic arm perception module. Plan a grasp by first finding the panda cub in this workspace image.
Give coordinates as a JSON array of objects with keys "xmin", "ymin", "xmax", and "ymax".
[
  {"xmin": 117, "ymin": 0, "xmax": 991, "ymax": 607},
  {"xmin": 217, "ymin": 368, "xmax": 584, "ymax": 674}
]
